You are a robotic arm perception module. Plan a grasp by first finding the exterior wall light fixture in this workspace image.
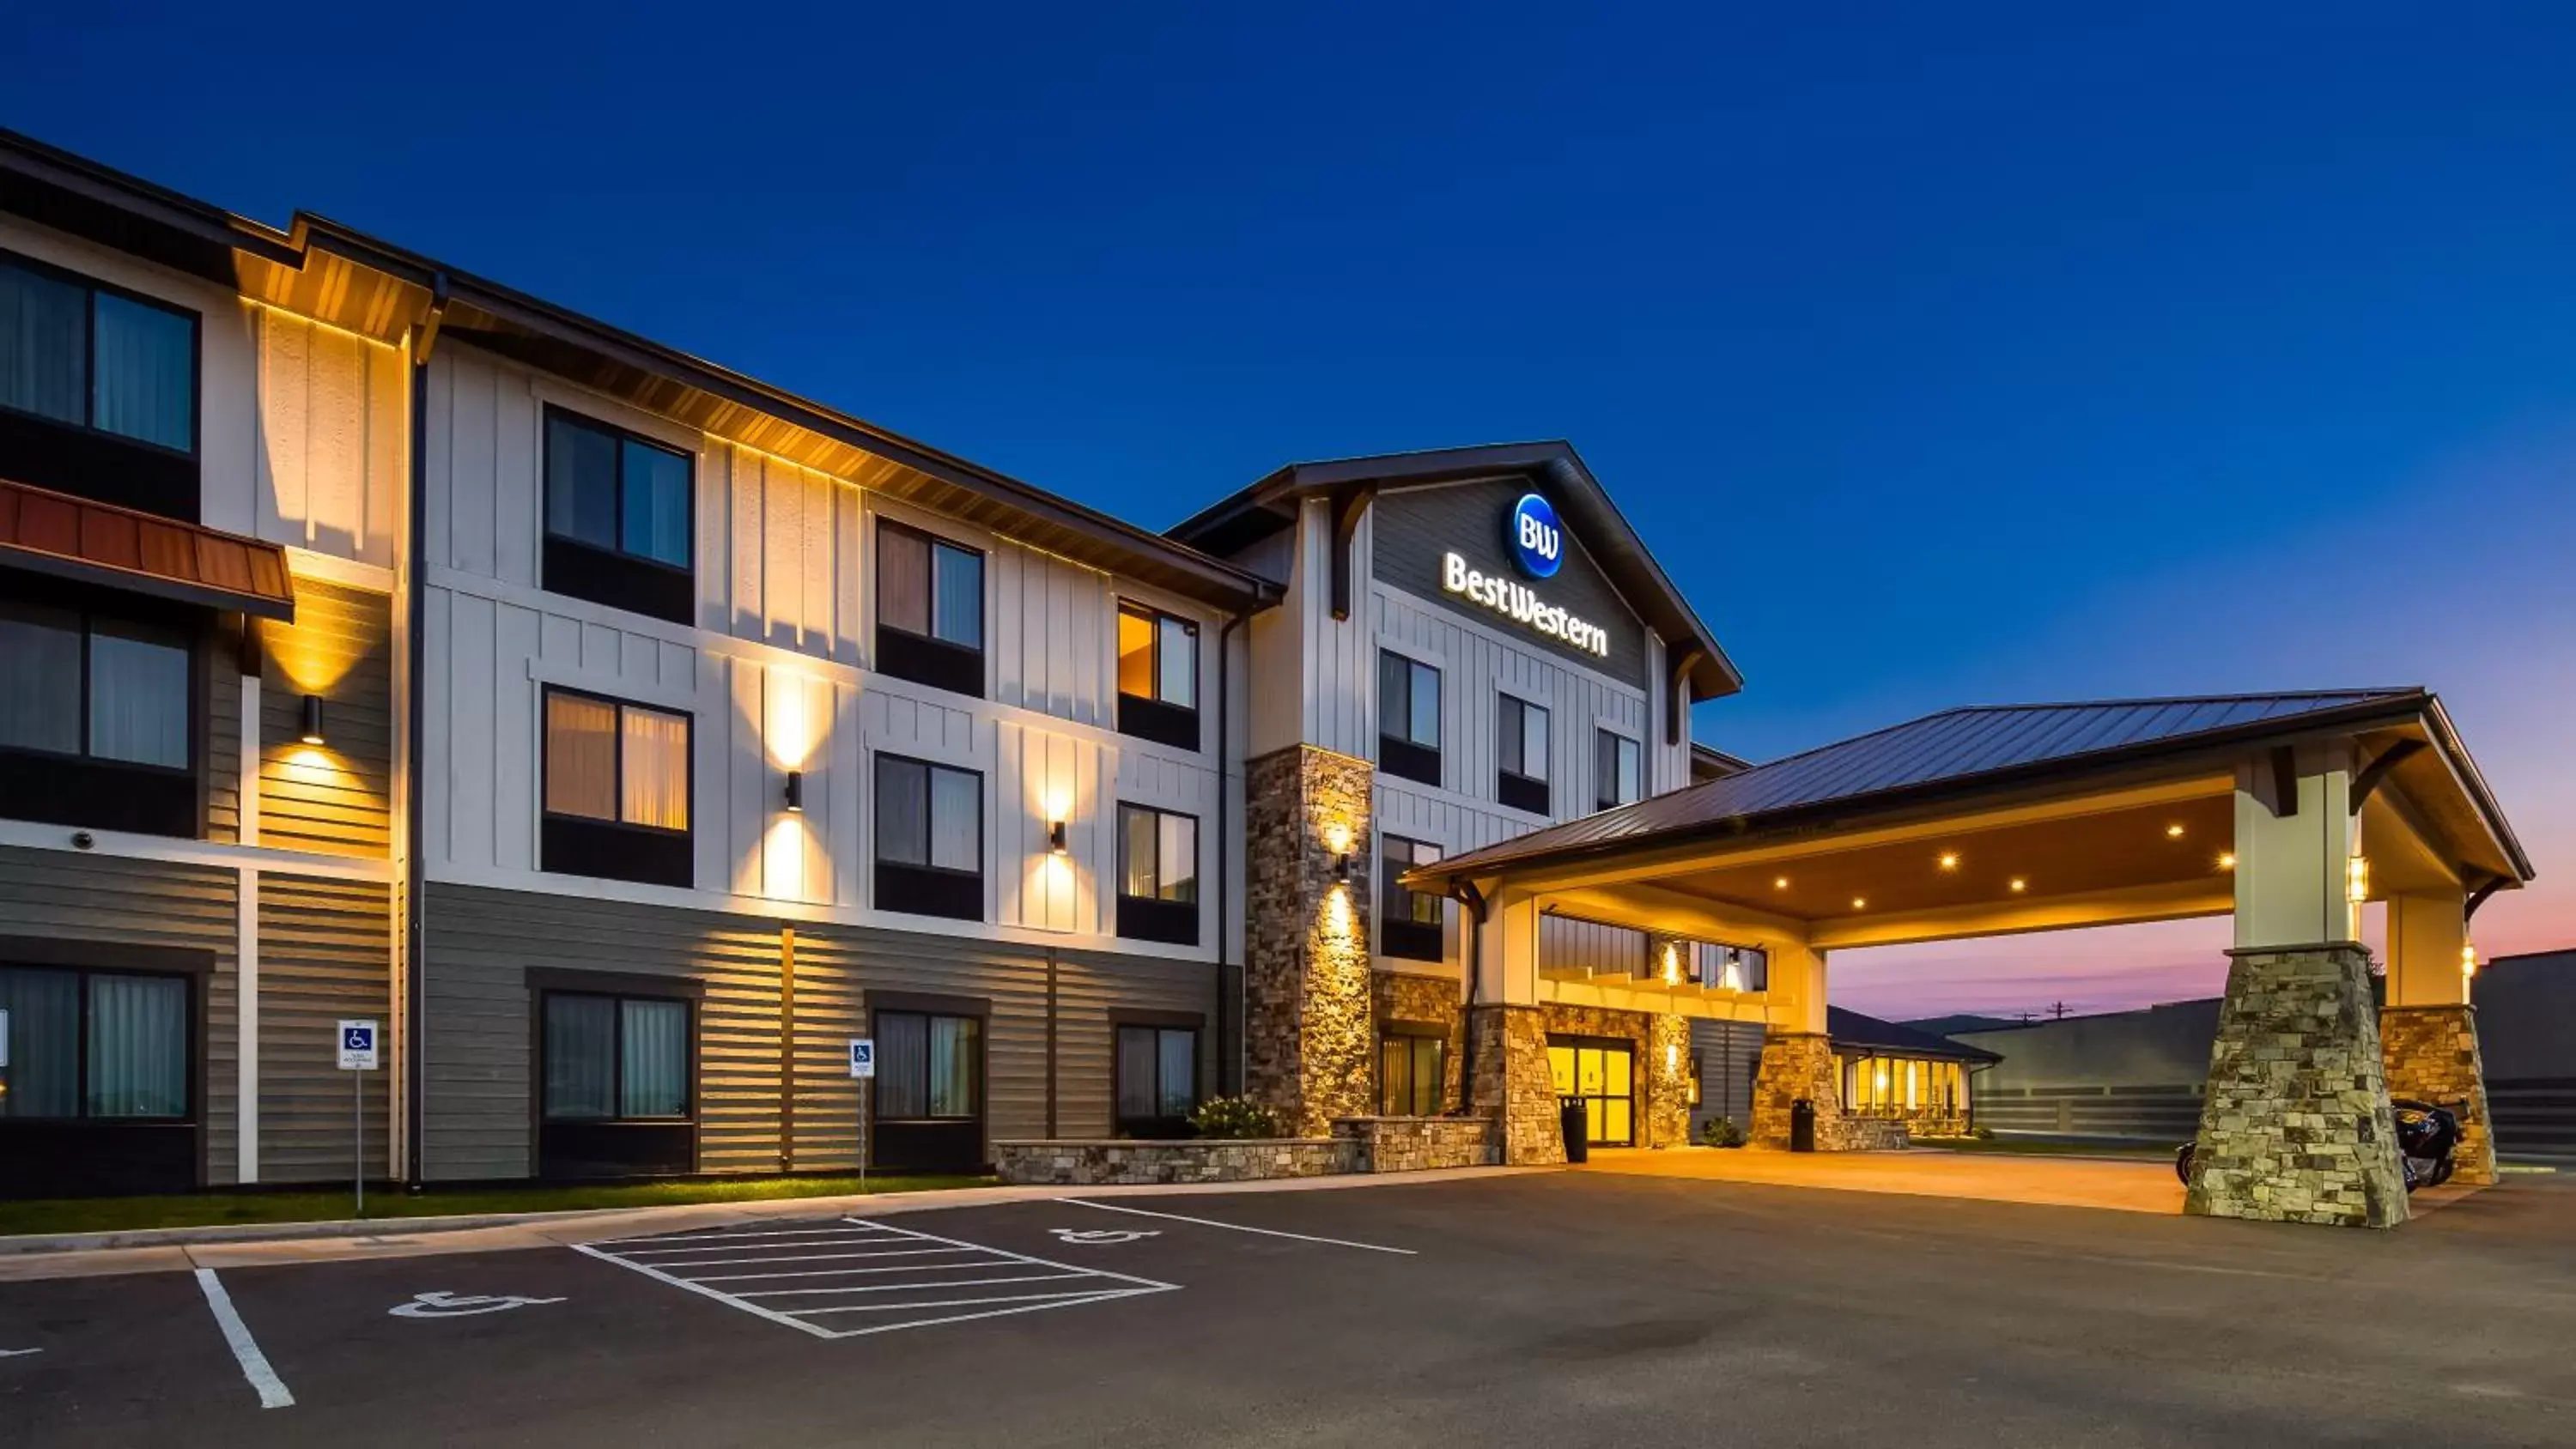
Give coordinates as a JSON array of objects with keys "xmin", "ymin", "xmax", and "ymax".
[
  {"xmin": 300, "ymin": 694, "xmax": 326, "ymax": 745},
  {"xmin": 783, "ymin": 770, "xmax": 805, "ymax": 813},
  {"xmin": 2347, "ymin": 853, "xmax": 2371, "ymax": 904},
  {"xmin": 1334, "ymin": 851, "xmax": 1352, "ymax": 882},
  {"xmin": 1049, "ymin": 820, "xmax": 1068, "ymax": 855}
]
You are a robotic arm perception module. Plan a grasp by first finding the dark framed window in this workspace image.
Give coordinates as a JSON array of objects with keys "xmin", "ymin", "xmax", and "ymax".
[
  {"xmin": 0, "ymin": 250, "xmax": 199, "ymax": 518},
  {"xmin": 539, "ymin": 687, "xmax": 693, "ymax": 888},
  {"xmin": 876, "ymin": 518, "xmax": 985, "ymax": 698},
  {"xmin": 874, "ymin": 754, "xmax": 983, "ymax": 921},
  {"xmin": 1377, "ymin": 650, "xmax": 1441, "ymax": 786},
  {"xmin": 1595, "ymin": 730, "xmax": 1642, "ymax": 811},
  {"xmin": 1115, "ymin": 602, "xmax": 1200, "ymax": 749},
  {"xmin": 1380, "ymin": 834, "xmax": 1445, "ymax": 963},
  {"xmin": 1379, "ymin": 1028, "xmax": 1444, "ymax": 1117},
  {"xmin": 0, "ymin": 596, "xmax": 197, "ymax": 836},
  {"xmin": 874, "ymin": 1009, "xmax": 982, "ymax": 1120},
  {"xmin": 1116, "ymin": 803, "xmax": 1200, "ymax": 945},
  {"xmin": 1115, "ymin": 1022, "xmax": 1200, "ymax": 1137},
  {"xmin": 536, "ymin": 986, "xmax": 695, "ymax": 1179},
  {"xmin": 542, "ymin": 408, "xmax": 695, "ymax": 625},
  {"xmin": 1498, "ymin": 694, "xmax": 1550, "ymax": 815},
  {"xmin": 0, "ymin": 965, "xmax": 194, "ymax": 1122}
]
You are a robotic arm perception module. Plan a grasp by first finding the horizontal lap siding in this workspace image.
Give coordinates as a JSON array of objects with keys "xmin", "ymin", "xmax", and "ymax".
[
  {"xmin": 207, "ymin": 665, "xmax": 242, "ymax": 845},
  {"xmin": 255, "ymin": 872, "xmax": 392, "ymax": 1181},
  {"xmin": 792, "ymin": 925, "xmax": 1049, "ymax": 1149},
  {"xmin": 1049, "ymin": 945, "xmax": 1222, "ymax": 1139},
  {"xmin": 0, "ymin": 847, "xmax": 239, "ymax": 1184},
  {"xmin": 258, "ymin": 579, "xmax": 395, "ymax": 858}
]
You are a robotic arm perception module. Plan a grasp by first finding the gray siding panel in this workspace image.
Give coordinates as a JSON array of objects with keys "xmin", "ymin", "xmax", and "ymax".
[
  {"xmin": 255, "ymin": 872, "xmax": 393, "ymax": 1182},
  {"xmin": 256, "ymin": 579, "xmax": 396, "ymax": 858},
  {"xmin": 1370, "ymin": 476, "xmax": 1647, "ymax": 685}
]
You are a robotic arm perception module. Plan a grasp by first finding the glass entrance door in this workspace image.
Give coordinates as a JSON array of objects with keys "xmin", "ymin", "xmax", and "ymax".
[{"xmin": 1547, "ymin": 1036, "xmax": 1635, "ymax": 1148}]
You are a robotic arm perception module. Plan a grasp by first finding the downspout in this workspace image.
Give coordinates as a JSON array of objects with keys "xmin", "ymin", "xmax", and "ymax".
[
  {"xmin": 1216, "ymin": 609, "xmax": 1247, "ymax": 1096},
  {"xmin": 403, "ymin": 274, "xmax": 449, "ymax": 1188}
]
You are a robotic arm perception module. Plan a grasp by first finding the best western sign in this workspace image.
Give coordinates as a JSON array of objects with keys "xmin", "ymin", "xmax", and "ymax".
[{"xmin": 1441, "ymin": 492, "xmax": 1611, "ymax": 657}]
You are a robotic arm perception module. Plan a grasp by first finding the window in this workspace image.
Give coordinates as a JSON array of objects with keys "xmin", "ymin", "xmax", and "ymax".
[
  {"xmin": 1379, "ymin": 834, "xmax": 1445, "ymax": 962},
  {"xmin": 875, "ymin": 1010, "xmax": 982, "ymax": 1119},
  {"xmin": 875, "ymin": 754, "xmax": 983, "ymax": 921},
  {"xmin": 1377, "ymin": 650, "xmax": 1441, "ymax": 786},
  {"xmin": 1596, "ymin": 730, "xmax": 1642, "ymax": 810},
  {"xmin": 1498, "ymin": 694, "xmax": 1550, "ymax": 815},
  {"xmin": 540, "ymin": 688, "xmax": 692, "ymax": 888},
  {"xmin": 1115, "ymin": 603, "xmax": 1200, "ymax": 749},
  {"xmin": 876, "ymin": 518, "xmax": 985, "ymax": 697},
  {"xmin": 541, "ymin": 992, "xmax": 692, "ymax": 1122},
  {"xmin": 0, "ymin": 598, "xmax": 196, "ymax": 835},
  {"xmin": 0, "ymin": 966, "xmax": 191, "ymax": 1121},
  {"xmin": 1116, "ymin": 803, "xmax": 1200, "ymax": 945},
  {"xmin": 1379, "ymin": 1029, "xmax": 1444, "ymax": 1117},
  {"xmin": 1115, "ymin": 1023, "xmax": 1200, "ymax": 1136},
  {"xmin": 541, "ymin": 409, "xmax": 695, "ymax": 624},
  {"xmin": 0, "ymin": 252, "xmax": 198, "ymax": 518}
]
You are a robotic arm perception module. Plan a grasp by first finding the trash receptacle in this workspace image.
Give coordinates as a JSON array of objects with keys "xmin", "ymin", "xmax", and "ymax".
[
  {"xmin": 1560, "ymin": 1098, "xmax": 1589, "ymax": 1164},
  {"xmin": 1789, "ymin": 1098, "xmax": 1817, "ymax": 1153}
]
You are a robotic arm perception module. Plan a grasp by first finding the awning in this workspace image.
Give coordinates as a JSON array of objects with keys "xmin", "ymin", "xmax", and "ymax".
[{"xmin": 0, "ymin": 478, "xmax": 295, "ymax": 621}]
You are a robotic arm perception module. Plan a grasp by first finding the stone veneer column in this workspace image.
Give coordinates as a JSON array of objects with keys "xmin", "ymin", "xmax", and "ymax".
[
  {"xmin": 1750, "ymin": 1032, "xmax": 1840, "ymax": 1150},
  {"xmin": 2188, "ymin": 944, "xmax": 2408, "ymax": 1228},
  {"xmin": 1242, "ymin": 746, "xmax": 1376, "ymax": 1137},
  {"xmin": 1470, "ymin": 1003, "xmax": 1562, "ymax": 1164},
  {"xmin": 2379, "ymin": 1005, "xmax": 2496, "ymax": 1186},
  {"xmin": 1647, "ymin": 1013, "xmax": 1692, "ymax": 1149}
]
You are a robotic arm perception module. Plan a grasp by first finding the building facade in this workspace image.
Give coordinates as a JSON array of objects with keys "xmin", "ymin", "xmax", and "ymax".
[{"xmin": 0, "ymin": 133, "xmax": 1765, "ymax": 1195}]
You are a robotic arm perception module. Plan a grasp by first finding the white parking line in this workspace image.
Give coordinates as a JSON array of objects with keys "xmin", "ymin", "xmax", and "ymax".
[
  {"xmin": 1054, "ymin": 1198, "xmax": 1417, "ymax": 1255},
  {"xmin": 192, "ymin": 1269, "xmax": 294, "ymax": 1410},
  {"xmin": 576, "ymin": 1216, "xmax": 1178, "ymax": 1340}
]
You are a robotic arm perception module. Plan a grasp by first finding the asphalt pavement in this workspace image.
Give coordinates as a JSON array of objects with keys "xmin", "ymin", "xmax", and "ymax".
[{"xmin": 3, "ymin": 1169, "xmax": 2571, "ymax": 1447}]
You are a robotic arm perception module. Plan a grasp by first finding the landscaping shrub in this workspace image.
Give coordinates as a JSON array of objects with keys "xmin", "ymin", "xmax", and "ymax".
[
  {"xmin": 1699, "ymin": 1115, "xmax": 1748, "ymax": 1149},
  {"xmin": 1189, "ymin": 1095, "xmax": 1285, "ymax": 1139}
]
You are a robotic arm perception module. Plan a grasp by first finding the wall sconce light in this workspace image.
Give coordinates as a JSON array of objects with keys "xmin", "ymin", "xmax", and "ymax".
[
  {"xmin": 300, "ymin": 694, "xmax": 326, "ymax": 746},
  {"xmin": 783, "ymin": 770, "xmax": 804, "ymax": 813},
  {"xmin": 1048, "ymin": 820, "xmax": 1068, "ymax": 856},
  {"xmin": 1334, "ymin": 851, "xmax": 1352, "ymax": 882},
  {"xmin": 2346, "ymin": 853, "xmax": 2371, "ymax": 904},
  {"xmin": 2462, "ymin": 940, "xmax": 2479, "ymax": 977}
]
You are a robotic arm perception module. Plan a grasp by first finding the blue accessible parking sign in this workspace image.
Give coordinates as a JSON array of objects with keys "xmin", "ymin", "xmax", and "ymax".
[{"xmin": 848, "ymin": 1039, "xmax": 875, "ymax": 1079}]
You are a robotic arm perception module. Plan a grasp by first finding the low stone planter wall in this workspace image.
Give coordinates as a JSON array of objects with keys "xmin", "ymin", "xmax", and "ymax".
[
  {"xmin": 1818, "ymin": 1116, "xmax": 1911, "ymax": 1151},
  {"xmin": 1332, "ymin": 1116, "xmax": 1499, "ymax": 1172},
  {"xmin": 993, "ymin": 1137, "xmax": 1361, "ymax": 1186}
]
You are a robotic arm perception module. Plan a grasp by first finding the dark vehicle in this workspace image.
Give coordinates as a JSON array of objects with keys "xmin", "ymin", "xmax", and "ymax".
[{"xmin": 2174, "ymin": 1099, "xmax": 2461, "ymax": 1191}]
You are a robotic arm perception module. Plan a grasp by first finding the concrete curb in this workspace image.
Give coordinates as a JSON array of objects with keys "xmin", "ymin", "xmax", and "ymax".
[{"xmin": 0, "ymin": 1164, "xmax": 1541, "ymax": 1264}]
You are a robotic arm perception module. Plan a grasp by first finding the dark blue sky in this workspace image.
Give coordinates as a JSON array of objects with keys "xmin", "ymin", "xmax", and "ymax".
[{"xmin": 10, "ymin": 3, "xmax": 2573, "ymax": 1011}]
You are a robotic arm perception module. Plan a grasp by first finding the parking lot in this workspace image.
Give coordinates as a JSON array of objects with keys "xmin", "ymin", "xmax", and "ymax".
[{"xmin": 4, "ymin": 1169, "xmax": 2574, "ymax": 1447}]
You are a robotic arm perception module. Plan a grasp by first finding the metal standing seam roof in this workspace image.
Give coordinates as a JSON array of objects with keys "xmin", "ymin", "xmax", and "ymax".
[
  {"xmin": 1826, "ymin": 1007, "xmax": 2003, "ymax": 1064},
  {"xmin": 0, "ymin": 478, "xmax": 295, "ymax": 620},
  {"xmin": 1419, "ymin": 690, "xmax": 2442, "ymax": 879}
]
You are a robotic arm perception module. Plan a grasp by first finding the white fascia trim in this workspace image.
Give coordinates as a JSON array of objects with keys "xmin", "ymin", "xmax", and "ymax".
[{"xmin": 0, "ymin": 822, "xmax": 393, "ymax": 882}]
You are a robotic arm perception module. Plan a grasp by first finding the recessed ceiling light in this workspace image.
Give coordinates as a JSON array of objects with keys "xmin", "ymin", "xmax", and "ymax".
[
  {"xmin": 2166, "ymin": 823, "xmax": 2186, "ymax": 839},
  {"xmin": 2008, "ymin": 877, "xmax": 2027, "ymax": 893},
  {"xmin": 1851, "ymin": 896, "xmax": 1868, "ymax": 910},
  {"xmin": 1938, "ymin": 852, "xmax": 1960, "ymax": 870},
  {"xmin": 2217, "ymin": 852, "xmax": 2237, "ymax": 870},
  {"xmin": 1773, "ymin": 876, "xmax": 1789, "ymax": 890}
]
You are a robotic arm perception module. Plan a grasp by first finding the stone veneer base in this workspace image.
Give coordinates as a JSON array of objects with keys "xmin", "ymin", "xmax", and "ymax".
[
  {"xmin": 1751, "ymin": 1032, "xmax": 1844, "ymax": 1150},
  {"xmin": 1242, "ymin": 746, "xmax": 1376, "ymax": 1137},
  {"xmin": 2187, "ymin": 943, "xmax": 2408, "ymax": 1228},
  {"xmin": 993, "ymin": 1117, "xmax": 1498, "ymax": 1186},
  {"xmin": 2379, "ymin": 1004, "xmax": 2498, "ymax": 1187}
]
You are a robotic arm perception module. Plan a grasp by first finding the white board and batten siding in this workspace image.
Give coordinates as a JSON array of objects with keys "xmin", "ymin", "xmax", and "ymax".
[{"xmin": 417, "ymin": 341, "xmax": 1231, "ymax": 958}]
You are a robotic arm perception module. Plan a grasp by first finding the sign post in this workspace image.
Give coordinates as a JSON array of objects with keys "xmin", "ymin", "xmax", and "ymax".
[
  {"xmin": 848, "ymin": 1038, "xmax": 875, "ymax": 1195},
  {"xmin": 338, "ymin": 1020, "xmax": 379, "ymax": 1216}
]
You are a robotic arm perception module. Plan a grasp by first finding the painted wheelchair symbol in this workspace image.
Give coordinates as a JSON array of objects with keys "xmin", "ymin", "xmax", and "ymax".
[
  {"xmin": 389, "ymin": 1290, "xmax": 567, "ymax": 1319},
  {"xmin": 1049, "ymin": 1228, "xmax": 1161, "ymax": 1246}
]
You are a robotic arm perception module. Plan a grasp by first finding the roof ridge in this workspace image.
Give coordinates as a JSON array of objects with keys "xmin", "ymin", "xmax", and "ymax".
[{"xmin": 1941, "ymin": 688, "xmax": 2420, "ymax": 715}]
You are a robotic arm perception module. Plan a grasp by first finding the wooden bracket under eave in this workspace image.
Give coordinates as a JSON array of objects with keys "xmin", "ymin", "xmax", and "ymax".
[{"xmin": 1328, "ymin": 484, "xmax": 1376, "ymax": 621}]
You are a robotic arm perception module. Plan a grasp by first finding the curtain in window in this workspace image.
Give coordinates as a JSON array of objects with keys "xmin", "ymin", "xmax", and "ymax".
[
  {"xmin": 544, "ymin": 693, "xmax": 617, "ymax": 820},
  {"xmin": 1121, "ymin": 807, "xmax": 1157, "ymax": 900},
  {"xmin": 0, "ymin": 603, "xmax": 81, "ymax": 755},
  {"xmin": 1156, "ymin": 617, "xmax": 1194, "ymax": 707},
  {"xmin": 928, "ymin": 1015, "xmax": 979, "ymax": 1118},
  {"xmin": 1115, "ymin": 1026, "xmax": 1157, "ymax": 1120},
  {"xmin": 1378, "ymin": 1038, "xmax": 1407, "ymax": 1116},
  {"xmin": 1617, "ymin": 737, "xmax": 1640, "ymax": 803},
  {"xmin": 1408, "ymin": 663, "xmax": 1439, "ymax": 747},
  {"xmin": 0, "ymin": 262, "xmax": 86, "ymax": 427},
  {"xmin": 620, "ymin": 706, "xmax": 690, "ymax": 830},
  {"xmin": 91, "ymin": 294, "xmax": 194, "ymax": 452},
  {"xmin": 928, "ymin": 767, "xmax": 979, "ymax": 872},
  {"xmin": 86, "ymin": 973, "xmax": 185, "ymax": 1118},
  {"xmin": 87, "ymin": 622, "xmax": 189, "ymax": 768},
  {"xmin": 1377, "ymin": 652, "xmax": 1406, "ymax": 739},
  {"xmin": 933, "ymin": 544, "xmax": 982, "ymax": 647},
  {"xmin": 544, "ymin": 995, "xmax": 617, "ymax": 1119},
  {"xmin": 544, "ymin": 415, "xmax": 619, "ymax": 549},
  {"xmin": 1155, "ymin": 1028, "xmax": 1195, "ymax": 1118},
  {"xmin": 1116, "ymin": 609, "xmax": 1154, "ymax": 699},
  {"xmin": 1517, "ymin": 701, "xmax": 1548, "ymax": 778},
  {"xmin": 620, "ymin": 439, "xmax": 691, "ymax": 567},
  {"xmin": 0, "ymin": 967, "xmax": 79, "ymax": 1118},
  {"xmin": 1158, "ymin": 813, "xmax": 1196, "ymax": 902},
  {"xmin": 878, "ymin": 526, "xmax": 929, "ymax": 635},
  {"xmin": 875, "ymin": 758, "xmax": 927, "ymax": 867},
  {"xmin": 875, "ymin": 1012, "xmax": 927, "ymax": 1118},
  {"xmin": 620, "ymin": 999, "xmax": 688, "ymax": 1117}
]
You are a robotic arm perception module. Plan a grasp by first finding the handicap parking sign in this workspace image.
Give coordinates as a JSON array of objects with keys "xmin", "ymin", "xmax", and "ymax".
[
  {"xmin": 848, "ymin": 1039, "xmax": 875, "ymax": 1079},
  {"xmin": 338, "ymin": 1019, "xmax": 380, "ymax": 1071}
]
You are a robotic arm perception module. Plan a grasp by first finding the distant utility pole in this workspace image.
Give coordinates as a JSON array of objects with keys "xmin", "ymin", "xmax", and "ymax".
[{"xmin": 2049, "ymin": 1001, "xmax": 2070, "ymax": 1020}]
